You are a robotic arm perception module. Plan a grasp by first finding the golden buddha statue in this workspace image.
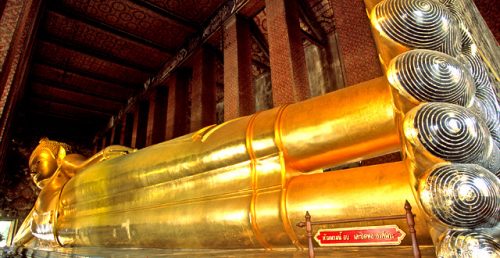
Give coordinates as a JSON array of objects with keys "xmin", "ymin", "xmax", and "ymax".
[
  {"xmin": 13, "ymin": 0, "xmax": 500, "ymax": 256},
  {"xmin": 13, "ymin": 75, "xmax": 498, "ymax": 256},
  {"xmin": 15, "ymin": 78, "xmax": 431, "ymax": 250},
  {"xmin": 14, "ymin": 138, "xmax": 135, "ymax": 246}
]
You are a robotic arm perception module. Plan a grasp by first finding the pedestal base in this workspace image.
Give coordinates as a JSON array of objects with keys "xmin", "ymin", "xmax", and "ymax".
[{"xmin": 15, "ymin": 246, "xmax": 436, "ymax": 257}]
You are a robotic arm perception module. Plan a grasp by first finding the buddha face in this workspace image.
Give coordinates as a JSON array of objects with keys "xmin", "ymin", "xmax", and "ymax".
[{"xmin": 30, "ymin": 148, "xmax": 58, "ymax": 188}]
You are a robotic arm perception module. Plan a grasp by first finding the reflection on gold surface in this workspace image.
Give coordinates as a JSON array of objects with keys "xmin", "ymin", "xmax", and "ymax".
[{"xmin": 15, "ymin": 76, "xmax": 427, "ymax": 250}]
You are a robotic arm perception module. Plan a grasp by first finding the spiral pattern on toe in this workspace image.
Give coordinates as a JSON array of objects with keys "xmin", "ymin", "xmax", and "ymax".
[
  {"xmin": 459, "ymin": 28, "xmax": 475, "ymax": 55},
  {"xmin": 437, "ymin": 230, "xmax": 500, "ymax": 258},
  {"xmin": 471, "ymin": 98, "xmax": 500, "ymax": 146},
  {"xmin": 458, "ymin": 53, "xmax": 500, "ymax": 146},
  {"xmin": 419, "ymin": 164, "xmax": 499, "ymax": 228},
  {"xmin": 372, "ymin": 0, "xmax": 461, "ymax": 56},
  {"xmin": 388, "ymin": 50, "xmax": 475, "ymax": 106},
  {"xmin": 481, "ymin": 143, "xmax": 500, "ymax": 176},
  {"xmin": 438, "ymin": 0, "xmax": 467, "ymax": 21},
  {"xmin": 411, "ymin": 103, "xmax": 489, "ymax": 163},
  {"xmin": 460, "ymin": 53, "xmax": 493, "ymax": 94}
]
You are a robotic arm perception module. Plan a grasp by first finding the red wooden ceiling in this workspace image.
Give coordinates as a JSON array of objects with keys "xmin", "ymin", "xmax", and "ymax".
[
  {"xmin": 21, "ymin": 0, "xmax": 225, "ymax": 142},
  {"xmin": 43, "ymin": 11, "xmax": 170, "ymax": 70}
]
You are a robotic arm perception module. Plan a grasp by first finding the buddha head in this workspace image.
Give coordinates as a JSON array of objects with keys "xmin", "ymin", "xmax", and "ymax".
[{"xmin": 29, "ymin": 138, "xmax": 71, "ymax": 189}]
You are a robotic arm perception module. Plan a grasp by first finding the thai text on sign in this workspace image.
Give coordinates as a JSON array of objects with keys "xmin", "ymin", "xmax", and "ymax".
[{"xmin": 314, "ymin": 225, "xmax": 406, "ymax": 246}]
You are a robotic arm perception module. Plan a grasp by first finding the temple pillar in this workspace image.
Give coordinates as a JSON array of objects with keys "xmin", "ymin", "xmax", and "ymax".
[
  {"xmin": 123, "ymin": 112, "xmax": 134, "ymax": 147},
  {"xmin": 119, "ymin": 117, "xmax": 127, "ymax": 145},
  {"xmin": 223, "ymin": 15, "xmax": 254, "ymax": 121},
  {"xmin": 0, "ymin": 0, "xmax": 43, "ymax": 171},
  {"xmin": 130, "ymin": 108, "xmax": 140, "ymax": 148},
  {"xmin": 266, "ymin": 0, "xmax": 310, "ymax": 106},
  {"xmin": 92, "ymin": 138, "xmax": 99, "ymax": 154},
  {"xmin": 132, "ymin": 100, "xmax": 149, "ymax": 148},
  {"xmin": 146, "ymin": 92, "xmax": 157, "ymax": 146},
  {"xmin": 329, "ymin": 0, "xmax": 382, "ymax": 85},
  {"xmin": 101, "ymin": 135, "xmax": 106, "ymax": 150},
  {"xmin": 190, "ymin": 47, "xmax": 216, "ymax": 131},
  {"xmin": 146, "ymin": 86, "xmax": 168, "ymax": 146},
  {"xmin": 112, "ymin": 121, "xmax": 121, "ymax": 145},
  {"xmin": 166, "ymin": 70, "xmax": 190, "ymax": 140},
  {"xmin": 109, "ymin": 126, "xmax": 116, "ymax": 145}
]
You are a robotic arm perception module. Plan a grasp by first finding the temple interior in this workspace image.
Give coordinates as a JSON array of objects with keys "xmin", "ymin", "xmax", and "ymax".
[{"xmin": 0, "ymin": 0, "xmax": 498, "ymax": 257}]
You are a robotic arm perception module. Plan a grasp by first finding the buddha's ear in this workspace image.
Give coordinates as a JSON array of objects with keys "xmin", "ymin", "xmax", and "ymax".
[{"xmin": 57, "ymin": 146, "xmax": 66, "ymax": 165}]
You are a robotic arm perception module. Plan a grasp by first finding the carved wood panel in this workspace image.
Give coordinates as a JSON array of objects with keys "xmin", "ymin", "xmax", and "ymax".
[
  {"xmin": 253, "ymin": 9, "xmax": 268, "ymax": 42},
  {"xmin": 30, "ymin": 82, "xmax": 123, "ymax": 113},
  {"xmin": 144, "ymin": 0, "xmax": 225, "ymax": 24},
  {"xmin": 62, "ymin": 0, "xmax": 195, "ymax": 48},
  {"xmin": 307, "ymin": 0, "xmax": 335, "ymax": 34},
  {"xmin": 43, "ymin": 11, "xmax": 170, "ymax": 70},
  {"xmin": 35, "ymin": 41, "xmax": 149, "ymax": 85},
  {"xmin": 31, "ymin": 64, "xmax": 133, "ymax": 101}
]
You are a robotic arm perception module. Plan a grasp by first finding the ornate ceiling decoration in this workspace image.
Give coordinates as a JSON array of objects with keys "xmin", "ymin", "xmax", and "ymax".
[{"xmin": 16, "ymin": 0, "xmax": 228, "ymax": 145}]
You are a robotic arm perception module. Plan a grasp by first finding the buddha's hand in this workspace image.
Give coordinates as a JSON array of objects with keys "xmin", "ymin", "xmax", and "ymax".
[{"xmin": 102, "ymin": 145, "xmax": 137, "ymax": 160}]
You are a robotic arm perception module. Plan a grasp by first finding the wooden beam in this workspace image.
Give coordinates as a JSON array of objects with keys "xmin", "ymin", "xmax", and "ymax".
[
  {"xmin": 30, "ymin": 82, "xmax": 123, "ymax": 113},
  {"xmin": 38, "ymin": 35, "xmax": 155, "ymax": 73},
  {"xmin": 32, "ymin": 64, "xmax": 133, "ymax": 101},
  {"xmin": 29, "ymin": 97, "xmax": 112, "ymax": 119},
  {"xmin": 48, "ymin": 1, "xmax": 175, "ymax": 54},
  {"xmin": 32, "ymin": 76, "xmax": 127, "ymax": 103},
  {"xmin": 23, "ymin": 112, "xmax": 101, "ymax": 142},
  {"xmin": 33, "ymin": 59, "xmax": 140, "ymax": 89},
  {"xmin": 130, "ymin": 0, "xmax": 199, "ymax": 29},
  {"xmin": 27, "ymin": 110, "xmax": 105, "ymax": 126},
  {"xmin": 36, "ymin": 40, "xmax": 149, "ymax": 85}
]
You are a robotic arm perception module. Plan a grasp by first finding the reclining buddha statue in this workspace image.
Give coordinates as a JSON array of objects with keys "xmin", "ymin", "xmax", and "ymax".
[
  {"xmin": 14, "ymin": 0, "xmax": 500, "ymax": 257},
  {"xmin": 16, "ymin": 77, "xmax": 418, "ymax": 250},
  {"xmin": 14, "ymin": 139, "xmax": 135, "ymax": 245}
]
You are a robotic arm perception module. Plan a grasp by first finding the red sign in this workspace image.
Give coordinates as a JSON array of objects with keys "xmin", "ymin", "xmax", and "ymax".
[{"xmin": 314, "ymin": 225, "xmax": 406, "ymax": 246}]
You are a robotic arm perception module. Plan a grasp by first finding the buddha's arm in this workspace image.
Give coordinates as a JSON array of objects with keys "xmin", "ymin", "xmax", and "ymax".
[
  {"xmin": 13, "ymin": 209, "xmax": 34, "ymax": 246},
  {"xmin": 61, "ymin": 145, "xmax": 135, "ymax": 177}
]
